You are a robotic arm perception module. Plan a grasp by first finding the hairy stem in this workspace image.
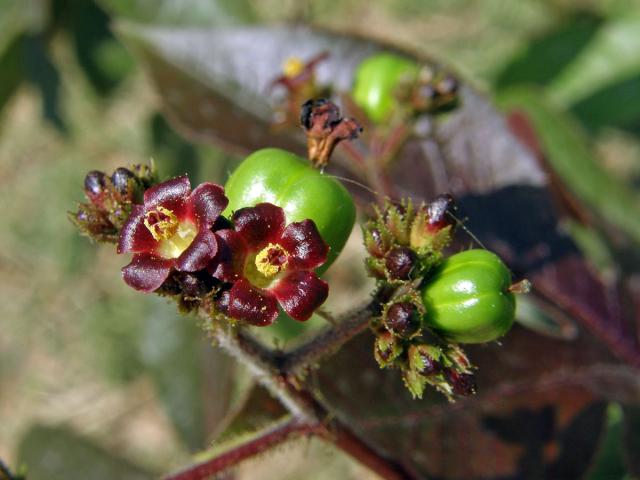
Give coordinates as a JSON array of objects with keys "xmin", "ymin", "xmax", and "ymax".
[
  {"xmin": 209, "ymin": 324, "xmax": 318, "ymax": 420},
  {"xmin": 326, "ymin": 420, "xmax": 418, "ymax": 480},
  {"xmin": 281, "ymin": 301, "xmax": 377, "ymax": 377},
  {"xmin": 164, "ymin": 418, "xmax": 320, "ymax": 480},
  {"xmin": 196, "ymin": 310, "xmax": 417, "ymax": 480}
]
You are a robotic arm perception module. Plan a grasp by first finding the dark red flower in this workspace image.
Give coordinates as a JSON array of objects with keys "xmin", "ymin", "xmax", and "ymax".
[
  {"xmin": 210, "ymin": 203, "xmax": 329, "ymax": 326},
  {"xmin": 118, "ymin": 176, "xmax": 228, "ymax": 292}
]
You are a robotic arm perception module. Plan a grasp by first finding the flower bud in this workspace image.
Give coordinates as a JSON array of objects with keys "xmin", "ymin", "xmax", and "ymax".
[
  {"xmin": 436, "ymin": 74, "xmax": 459, "ymax": 97},
  {"xmin": 409, "ymin": 196, "xmax": 455, "ymax": 255},
  {"xmin": 70, "ymin": 205, "xmax": 117, "ymax": 242},
  {"xmin": 84, "ymin": 170, "xmax": 107, "ymax": 206},
  {"xmin": 445, "ymin": 369, "xmax": 476, "ymax": 396},
  {"xmin": 383, "ymin": 202, "xmax": 411, "ymax": 245},
  {"xmin": 385, "ymin": 246, "xmax": 417, "ymax": 280},
  {"xmin": 111, "ymin": 167, "xmax": 139, "ymax": 201},
  {"xmin": 364, "ymin": 227, "xmax": 391, "ymax": 258},
  {"xmin": 374, "ymin": 330, "xmax": 403, "ymax": 368},
  {"xmin": 426, "ymin": 194, "xmax": 456, "ymax": 233},
  {"xmin": 383, "ymin": 301, "xmax": 421, "ymax": 339},
  {"xmin": 408, "ymin": 344, "xmax": 441, "ymax": 376}
]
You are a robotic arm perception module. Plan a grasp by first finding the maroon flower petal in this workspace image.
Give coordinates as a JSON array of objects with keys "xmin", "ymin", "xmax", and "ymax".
[
  {"xmin": 232, "ymin": 203, "xmax": 285, "ymax": 250},
  {"xmin": 175, "ymin": 229, "xmax": 218, "ymax": 272},
  {"xmin": 187, "ymin": 183, "xmax": 228, "ymax": 227},
  {"xmin": 122, "ymin": 253, "xmax": 174, "ymax": 292},
  {"xmin": 271, "ymin": 271, "xmax": 328, "ymax": 321},
  {"xmin": 209, "ymin": 229, "xmax": 247, "ymax": 282},
  {"xmin": 117, "ymin": 204, "xmax": 157, "ymax": 254},
  {"xmin": 228, "ymin": 279, "xmax": 279, "ymax": 326},
  {"xmin": 279, "ymin": 219, "xmax": 329, "ymax": 270},
  {"xmin": 143, "ymin": 175, "xmax": 190, "ymax": 216}
]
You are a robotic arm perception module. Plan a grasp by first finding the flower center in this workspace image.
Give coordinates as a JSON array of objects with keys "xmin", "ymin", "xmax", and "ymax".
[
  {"xmin": 254, "ymin": 243, "xmax": 289, "ymax": 278},
  {"xmin": 144, "ymin": 206, "xmax": 179, "ymax": 241},
  {"xmin": 145, "ymin": 206, "xmax": 197, "ymax": 259}
]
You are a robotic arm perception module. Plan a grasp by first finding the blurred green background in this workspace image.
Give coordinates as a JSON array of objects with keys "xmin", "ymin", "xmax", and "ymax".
[{"xmin": 1, "ymin": 0, "xmax": 639, "ymax": 478}]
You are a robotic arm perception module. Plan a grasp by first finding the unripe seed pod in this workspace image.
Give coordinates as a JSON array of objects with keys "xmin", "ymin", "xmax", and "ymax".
[
  {"xmin": 384, "ymin": 301, "xmax": 421, "ymax": 339},
  {"xmin": 385, "ymin": 246, "xmax": 417, "ymax": 280},
  {"xmin": 421, "ymin": 249, "xmax": 515, "ymax": 344},
  {"xmin": 352, "ymin": 53, "xmax": 419, "ymax": 124},
  {"xmin": 84, "ymin": 170, "xmax": 107, "ymax": 205}
]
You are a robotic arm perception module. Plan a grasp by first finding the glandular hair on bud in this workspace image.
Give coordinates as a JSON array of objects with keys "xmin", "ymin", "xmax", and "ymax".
[{"xmin": 384, "ymin": 301, "xmax": 421, "ymax": 339}]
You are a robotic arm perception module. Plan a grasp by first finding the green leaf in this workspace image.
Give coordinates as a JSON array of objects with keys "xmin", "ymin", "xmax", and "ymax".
[
  {"xmin": 0, "ymin": 34, "xmax": 23, "ymax": 117},
  {"xmin": 570, "ymin": 73, "xmax": 640, "ymax": 132},
  {"xmin": 622, "ymin": 405, "xmax": 640, "ymax": 476},
  {"xmin": 99, "ymin": 0, "xmax": 255, "ymax": 26},
  {"xmin": 17, "ymin": 424, "xmax": 156, "ymax": 480},
  {"xmin": 0, "ymin": 0, "xmax": 48, "ymax": 57},
  {"xmin": 586, "ymin": 404, "xmax": 627, "ymax": 480},
  {"xmin": 23, "ymin": 34, "xmax": 67, "ymax": 132},
  {"xmin": 498, "ymin": 87, "xmax": 640, "ymax": 245},
  {"xmin": 494, "ymin": 12, "xmax": 603, "ymax": 91},
  {"xmin": 547, "ymin": 14, "xmax": 640, "ymax": 107},
  {"xmin": 66, "ymin": 0, "xmax": 134, "ymax": 96}
]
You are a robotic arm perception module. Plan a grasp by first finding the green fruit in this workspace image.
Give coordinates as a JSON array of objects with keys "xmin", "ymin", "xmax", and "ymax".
[
  {"xmin": 421, "ymin": 249, "xmax": 515, "ymax": 344},
  {"xmin": 224, "ymin": 148, "xmax": 356, "ymax": 272},
  {"xmin": 352, "ymin": 52, "xmax": 419, "ymax": 124}
]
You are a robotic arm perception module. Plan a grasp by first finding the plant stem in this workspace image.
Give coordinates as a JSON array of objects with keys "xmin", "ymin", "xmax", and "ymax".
[
  {"xmin": 325, "ymin": 420, "xmax": 417, "ymax": 480},
  {"xmin": 197, "ymin": 312, "xmax": 417, "ymax": 480},
  {"xmin": 164, "ymin": 418, "xmax": 320, "ymax": 480},
  {"xmin": 280, "ymin": 301, "xmax": 377, "ymax": 377},
  {"xmin": 209, "ymin": 324, "xmax": 318, "ymax": 420}
]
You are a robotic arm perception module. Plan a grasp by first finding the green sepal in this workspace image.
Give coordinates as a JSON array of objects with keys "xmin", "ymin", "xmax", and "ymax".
[{"xmin": 402, "ymin": 368, "xmax": 427, "ymax": 399}]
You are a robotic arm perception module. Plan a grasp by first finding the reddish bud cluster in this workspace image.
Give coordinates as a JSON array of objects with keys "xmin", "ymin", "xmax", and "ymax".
[
  {"xmin": 71, "ymin": 165, "xmax": 156, "ymax": 243},
  {"xmin": 364, "ymin": 196, "xmax": 477, "ymax": 401},
  {"xmin": 364, "ymin": 196, "xmax": 456, "ymax": 282}
]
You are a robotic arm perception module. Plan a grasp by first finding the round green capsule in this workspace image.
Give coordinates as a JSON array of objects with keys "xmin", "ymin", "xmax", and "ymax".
[
  {"xmin": 224, "ymin": 148, "xmax": 356, "ymax": 273},
  {"xmin": 352, "ymin": 52, "xmax": 419, "ymax": 124},
  {"xmin": 420, "ymin": 249, "xmax": 516, "ymax": 344}
]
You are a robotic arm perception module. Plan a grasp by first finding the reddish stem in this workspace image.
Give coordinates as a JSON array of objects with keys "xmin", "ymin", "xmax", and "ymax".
[
  {"xmin": 326, "ymin": 419, "xmax": 416, "ymax": 480},
  {"xmin": 164, "ymin": 419, "xmax": 319, "ymax": 480}
]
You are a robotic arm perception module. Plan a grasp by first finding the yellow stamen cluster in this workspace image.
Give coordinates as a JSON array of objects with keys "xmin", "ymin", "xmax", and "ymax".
[
  {"xmin": 144, "ymin": 206, "xmax": 179, "ymax": 241},
  {"xmin": 255, "ymin": 243, "xmax": 289, "ymax": 278}
]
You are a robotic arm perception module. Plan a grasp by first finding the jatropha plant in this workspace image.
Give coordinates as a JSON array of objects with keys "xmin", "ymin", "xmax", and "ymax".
[{"xmin": 70, "ymin": 51, "xmax": 529, "ymax": 480}]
